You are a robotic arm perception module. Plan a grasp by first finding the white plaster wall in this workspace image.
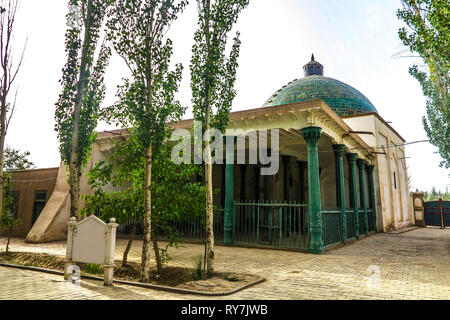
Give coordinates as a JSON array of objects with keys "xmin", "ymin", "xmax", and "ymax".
[{"xmin": 343, "ymin": 114, "xmax": 414, "ymax": 231}]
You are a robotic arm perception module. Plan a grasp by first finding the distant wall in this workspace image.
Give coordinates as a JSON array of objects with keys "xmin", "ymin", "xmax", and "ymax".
[
  {"xmin": 3, "ymin": 167, "xmax": 59, "ymax": 238},
  {"xmin": 25, "ymin": 164, "xmax": 71, "ymax": 243}
]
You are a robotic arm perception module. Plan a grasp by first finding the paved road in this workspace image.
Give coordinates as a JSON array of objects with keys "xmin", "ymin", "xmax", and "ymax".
[{"xmin": 0, "ymin": 227, "xmax": 449, "ymax": 300}]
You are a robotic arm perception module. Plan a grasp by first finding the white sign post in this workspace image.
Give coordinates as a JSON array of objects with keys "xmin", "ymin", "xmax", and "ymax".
[{"xmin": 64, "ymin": 216, "xmax": 119, "ymax": 286}]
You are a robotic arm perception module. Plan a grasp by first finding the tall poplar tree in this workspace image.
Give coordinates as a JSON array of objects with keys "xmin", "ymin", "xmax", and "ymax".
[
  {"xmin": 0, "ymin": 0, "xmax": 25, "ymax": 215},
  {"xmin": 190, "ymin": 0, "xmax": 249, "ymax": 276},
  {"xmin": 397, "ymin": 0, "xmax": 449, "ymax": 168},
  {"xmin": 55, "ymin": 0, "xmax": 112, "ymax": 218},
  {"xmin": 106, "ymin": 0, "xmax": 187, "ymax": 283}
]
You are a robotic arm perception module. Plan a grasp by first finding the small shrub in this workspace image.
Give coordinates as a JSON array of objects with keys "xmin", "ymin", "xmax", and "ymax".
[
  {"xmin": 225, "ymin": 274, "xmax": 240, "ymax": 282},
  {"xmin": 191, "ymin": 255, "xmax": 204, "ymax": 281},
  {"xmin": 84, "ymin": 263, "xmax": 103, "ymax": 274}
]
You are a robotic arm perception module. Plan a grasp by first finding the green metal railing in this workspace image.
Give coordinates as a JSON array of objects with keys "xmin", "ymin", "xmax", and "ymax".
[
  {"xmin": 346, "ymin": 209, "xmax": 355, "ymax": 239},
  {"xmin": 322, "ymin": 209, "xmax": 342, "ymax": 246},
  {"xmin": 367, "ymin": 209, "xmax": 375, "ymax": 232},
  {"xmin": 168, "ymin": 209, "xmax": 224, "ymax": 242},
  {"xmin": 116, "ymin": 203, "xmax": 375, "ymax": 252},
  {"xmin": 358, "ymin": 210, "xmax": 365, "ymax": 235},
  {"xmin": 117, "ymin": 209, "xmax": 224, "ymax": 243},
  {"xmin": 234, "ymin": 201, "xmax": 308, "ymax": 250}
]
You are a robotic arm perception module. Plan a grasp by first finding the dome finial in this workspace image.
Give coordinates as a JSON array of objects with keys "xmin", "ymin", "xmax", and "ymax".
[{"xmin": 303, "ymin": 54, "xmax": 323, "ymax": 77}]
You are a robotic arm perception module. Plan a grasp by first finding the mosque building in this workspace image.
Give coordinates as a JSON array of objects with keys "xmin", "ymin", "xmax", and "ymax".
[{"xmin": 8, "ymin": 55, "xmax": 415, "ymax": 253}]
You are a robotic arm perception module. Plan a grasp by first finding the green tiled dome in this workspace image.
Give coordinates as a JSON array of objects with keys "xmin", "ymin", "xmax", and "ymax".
[{"xmin": 263, "ymin": 57, "xmax": 377, "ymax": 116}]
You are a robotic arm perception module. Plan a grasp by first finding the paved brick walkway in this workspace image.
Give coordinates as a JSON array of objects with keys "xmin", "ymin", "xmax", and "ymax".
[{"xmin": 0, "ymin": 227, "xmax": 449, "ymax": 299}]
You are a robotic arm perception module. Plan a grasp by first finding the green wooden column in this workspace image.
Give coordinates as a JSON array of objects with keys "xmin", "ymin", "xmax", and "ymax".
[
  {"xmin": 367, "ymin": 165, "xmax": 377, "ymax": 232},
  {"xmin": 333, "ymin": 144, "xmax": 347, "ymax": 243},
  {"xmin": 224, "ymin": 136, "xmax": 235, "ymax": 246},
  {"xmin": 357, "ymin": 159, "xmax": 369, "ymax": 236},
  {"xmin": 301, "ymin": 126, "xmax": 323, "ymax": 254},
  {"xmin": 346, "ymin": 153, "xmax": 360, "ymax": 239}
]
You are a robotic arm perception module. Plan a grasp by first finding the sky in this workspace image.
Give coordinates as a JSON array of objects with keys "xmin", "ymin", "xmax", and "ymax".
[{"xmin": 6, "ymin": 0, "xmax": 449, "ymax": 192}]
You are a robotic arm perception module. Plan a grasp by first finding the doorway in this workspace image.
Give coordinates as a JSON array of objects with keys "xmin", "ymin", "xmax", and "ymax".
[{"xmin": 31, "ymin": 191, "xmax": 47, "ymax": 226}]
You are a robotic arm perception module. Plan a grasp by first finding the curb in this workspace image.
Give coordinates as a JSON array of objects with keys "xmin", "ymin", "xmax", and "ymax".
[
  {"xmin": 0, "ymin": 262, "xmax": 265, "ymax": 297},
  {"xmin": 385, "ymin": 226, "xmax": 420, "ymax": 235}
]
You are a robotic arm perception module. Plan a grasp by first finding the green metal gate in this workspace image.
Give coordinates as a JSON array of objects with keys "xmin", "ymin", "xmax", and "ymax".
[
  {"xmin": 424, "ymin": 200, "xmax": 450, "ymax": 228},
  {"xmin": 367, "ymin": 209, "xmax": 375, "ymax": 231},
  {"xmin": 234, "ymin": 201, "xmax": 309, "ymax": 250},
  {"xmin": 322, "ymin": 209, "xmax": 342, "ymax": 246},
  {"xmin": 346, "ymin": 210, "xmax": 355, "ymax": 239},
  {"xmin": 358, "ymin": 210, "xmax": 365, "ymax": 235},
  {"xmin": 117, "ymin": 209, "xmax": 225, "ymax": 242}
]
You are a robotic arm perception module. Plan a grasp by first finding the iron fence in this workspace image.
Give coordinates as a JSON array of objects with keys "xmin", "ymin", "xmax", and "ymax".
[
  {"xmin": 116, "ymin": 202, "xmax": 374, "ymax": 252},
  {"xmin": 367, "ymin": 209, "xmax": 375, "ymax": 232},
  {"xmin": 322, "ymin": 209, "xmax": 342, "ymax": 246},
  {"xmin": 234, "ymin": 201, "xmax": 308, "ymax": 250},
  {"xmin": 117, "ymin": 209, "xmax": 224, "ymax": 243},
  {"xmin": 346, "ymin": 209, "xmax": 355, "ymax": 239},
  {"xmin": 359, "ymin": 210, "xmax": 365, "ymax": 235}
]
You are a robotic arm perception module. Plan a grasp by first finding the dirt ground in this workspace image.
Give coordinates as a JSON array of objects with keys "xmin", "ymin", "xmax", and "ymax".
[{"xmin": 0, "ymin": 251, "xmax": 260, "ymax": 293}]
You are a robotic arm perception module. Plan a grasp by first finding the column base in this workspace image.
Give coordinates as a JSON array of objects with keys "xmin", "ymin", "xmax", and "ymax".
[
  {"xmin": 63, "ymin": 261, "xmax": 73, "ymax": 280},
  {"xmin": 224, "ymin": 228, "xmax": 233, "ymax": 246},
  {"xmin": 308, "ymin": 234, "xmax": 324, "ymax": 254},
  {"xmin": 104, "ymin": 265, "xmax": 114, "ymax": 286},
  {"xmin": 308, "ymin": 247, "xmax": 325, "ymax": 254}
]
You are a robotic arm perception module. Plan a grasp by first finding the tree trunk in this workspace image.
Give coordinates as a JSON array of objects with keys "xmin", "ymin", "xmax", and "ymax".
[
  {"xmin": 152, "ymin": 237, "xmax": 162, "ymax": 275},
  {"xmin": 6, "ymin": 225, "xmax": 12, "ymax": 254},
  {"xmin": 0, "ymin": 1, "xmax": 23, "ymax": 217},
  {"xmin": 0, "ymin": 29, "xmax": 8, "ymax": 217},
  {"xmin": 0, "ymin": 88, "xmax": 7, "ymax": 217},
  {"xmin": 69, "ymin": 68, "xmax": 85, "ymax": 219},
  {"xmin": 200, "ymin": 0, "xmax": 215, "ymax": 278},
  {"xmin": 141, "ymin": 144, "xmax": 153, "ymax": 283},
  {"xmin": 68, "ymin": 162, "xmax": 81, "ymax": 218},
  {"xmin": 6, "ymin": 236, "xmax": 10, "ymax": 254},
  {"xmin": 122, "ymin": 220, "xmax": 137, "ymax": 267},
  {"xmin": 204, "ymin": 110, "xmax": 214, "ymax": 278},
  {"xmin": 68, "ymin": 1, "xmax": 94, "ymax": 219},
  {"xmin": 0, "ymin": 144, "xmax": 4, "ymax": 217}
]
